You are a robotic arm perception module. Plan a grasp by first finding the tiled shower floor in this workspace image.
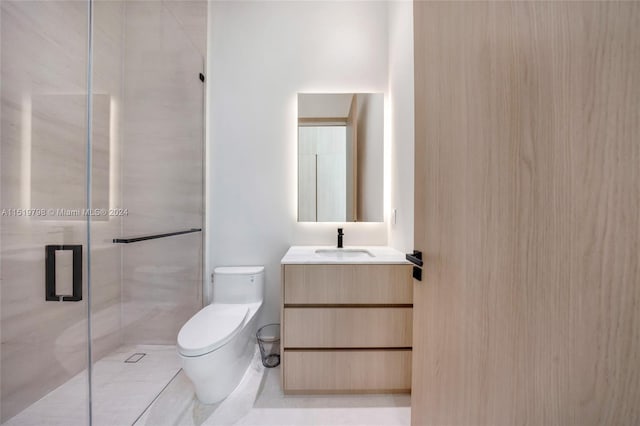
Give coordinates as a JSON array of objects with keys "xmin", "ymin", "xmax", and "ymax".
[{"xmin": 3, "ymin": 345, "xmax": 181, "ymax": 426}]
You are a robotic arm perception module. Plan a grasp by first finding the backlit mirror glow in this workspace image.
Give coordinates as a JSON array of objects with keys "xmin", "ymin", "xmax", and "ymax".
[{"xmin": 297, "ymin": 93, "xmax": 383, "ymax": 222}]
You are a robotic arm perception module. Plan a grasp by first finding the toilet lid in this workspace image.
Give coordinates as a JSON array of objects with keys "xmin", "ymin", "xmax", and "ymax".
[{"xmin": 177, "ymin": 304, "xmax": 249, "ymax": 357}]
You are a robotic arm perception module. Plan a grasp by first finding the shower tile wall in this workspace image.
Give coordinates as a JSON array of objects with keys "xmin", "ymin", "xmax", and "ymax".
[
  {"xmin": 0, "ymin": 1, "xmax": 124, "ymax": 422},
  {"xmin": 120, "ymin": 1, "xmax": 206, "ymax": 345}
]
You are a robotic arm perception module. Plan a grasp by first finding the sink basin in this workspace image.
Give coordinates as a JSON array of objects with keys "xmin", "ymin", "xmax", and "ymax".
[{"xmin": 314, "ymin": 249, "xmax": 374, "ymax": 259}]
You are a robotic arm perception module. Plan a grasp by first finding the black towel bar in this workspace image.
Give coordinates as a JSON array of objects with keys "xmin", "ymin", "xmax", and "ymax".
[{"xmin": 113, "ymin": 228, "xmax": 201, "ymax": 244}]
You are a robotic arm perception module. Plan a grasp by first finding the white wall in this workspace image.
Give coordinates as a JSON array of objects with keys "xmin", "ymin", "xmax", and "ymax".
[
  {"xmin": 388, "ymin": 1, "xmax": 414, "ymax": 253},
  {"xmin": 208, "ymin": 1, "xmax": 389, "ymax": 324}
]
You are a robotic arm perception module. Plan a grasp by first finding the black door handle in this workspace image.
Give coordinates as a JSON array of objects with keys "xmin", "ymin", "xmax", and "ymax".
[
  {"xmin": 45, "ymin": 245, "xmax": 82, "ymax": 301},
  {"xmin": 406, "ymin": 250, "xmax": 423, "ymax": 267},
  {"xmin": 406, "ymin": 250, "xmax": 423, "ymax": 281}
]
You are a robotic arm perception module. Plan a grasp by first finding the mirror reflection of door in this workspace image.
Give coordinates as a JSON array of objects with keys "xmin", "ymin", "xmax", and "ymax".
[{"xmin": 298, "ymin": 125, "xmax": 349, "ymax": 221}]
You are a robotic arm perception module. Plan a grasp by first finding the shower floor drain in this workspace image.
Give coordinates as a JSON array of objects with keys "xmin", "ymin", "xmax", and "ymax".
[{"xmin": 124, "ymin": 353, "xmax": 146, "ymax": 363}]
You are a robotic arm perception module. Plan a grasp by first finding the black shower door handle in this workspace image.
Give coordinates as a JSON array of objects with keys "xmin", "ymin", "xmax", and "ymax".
[{"xmin": 45, "ymin": 245, "xmax": 82, "ymax": 301}]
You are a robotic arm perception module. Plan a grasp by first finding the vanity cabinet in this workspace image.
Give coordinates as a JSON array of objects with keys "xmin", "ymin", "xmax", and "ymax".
[{"xmin": 280, "ymin": 263, "xmax": 413, "ymax": 394}]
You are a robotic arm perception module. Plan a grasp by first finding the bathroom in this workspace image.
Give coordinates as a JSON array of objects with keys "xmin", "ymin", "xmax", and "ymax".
[{"xmin": 1, "ymin": 1, "xmax": 638, "ymax": 426}]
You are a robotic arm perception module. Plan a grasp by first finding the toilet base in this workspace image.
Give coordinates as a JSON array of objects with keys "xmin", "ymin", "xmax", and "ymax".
[{"xmin": 179, "ymin": 307, "xmax": 259, "ymax": 404}]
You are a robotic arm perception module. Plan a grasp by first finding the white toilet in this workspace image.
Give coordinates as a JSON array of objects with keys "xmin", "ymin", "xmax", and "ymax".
[{"xmin": 177, "ymin": 266, "xmax": 264, "ymax": 404}]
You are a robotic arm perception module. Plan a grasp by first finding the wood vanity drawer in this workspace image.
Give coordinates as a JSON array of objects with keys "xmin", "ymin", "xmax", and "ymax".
[
  {"xmin": 283, "ymin": 349, "xmax": 411, "ymax": 393},
  {"xmin": 284, "ymin": 307, "xmax": 412, "ymax": 348},
  {"xmin": 283, "ymin": 264, "xmax": 412, "ymax": 304}
]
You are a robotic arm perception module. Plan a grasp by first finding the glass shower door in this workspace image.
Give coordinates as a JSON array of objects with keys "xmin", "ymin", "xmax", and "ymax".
[
  {"xmin": 88, "ymin": 1, "xmax": 205, "ymax": 424},
  {"xmin": 2, "ymin": 0, "xmax": 205, "ymax": 423},
  {"xmin": 1, "ymin": 1, "xmax": 92, "ymax": 424}
]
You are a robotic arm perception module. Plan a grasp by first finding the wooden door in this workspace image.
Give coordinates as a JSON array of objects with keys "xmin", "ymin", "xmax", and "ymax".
[{"xmin": 412, "ymin": 2, "xmax": 640, "ymax": 425}]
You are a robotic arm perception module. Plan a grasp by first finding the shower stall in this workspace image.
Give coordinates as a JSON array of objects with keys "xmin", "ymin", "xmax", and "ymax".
[{"xmin": 0, "ymin": 1, "xmax": 206, "ymax": 424}]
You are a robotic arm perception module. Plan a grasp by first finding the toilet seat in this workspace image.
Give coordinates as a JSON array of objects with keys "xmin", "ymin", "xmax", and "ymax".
[{"xmin": 178, "ymin": 304, "xmax": 249, "ymax": 357}]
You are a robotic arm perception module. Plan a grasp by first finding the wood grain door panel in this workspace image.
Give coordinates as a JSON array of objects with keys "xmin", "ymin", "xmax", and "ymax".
[{"xmin": 412, "ymin": 2, "xmax": 640, "ymax": 425}]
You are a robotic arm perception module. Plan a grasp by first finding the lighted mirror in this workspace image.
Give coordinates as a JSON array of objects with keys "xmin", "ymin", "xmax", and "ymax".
[{"xmin": 297, "ymin": 93, "xmax": 383, "ymax": 222}]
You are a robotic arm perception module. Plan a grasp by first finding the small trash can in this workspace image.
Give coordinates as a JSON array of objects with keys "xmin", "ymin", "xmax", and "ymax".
[{"xmin": 256, "ymin": 323, "xmax": 280, "ymax": 368}]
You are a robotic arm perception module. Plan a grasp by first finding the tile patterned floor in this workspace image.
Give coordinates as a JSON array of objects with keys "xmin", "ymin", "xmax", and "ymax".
[
  {"xmin": 135, "ymin": 345, "xmax": 411, "ymax": 426},
  {"xmin": 3, "ymin": 345, "xmax": 181, "ymax": 426},
  {"xmin": 4, "ymin": 344, "xmax": 410, "ymax": 426}
]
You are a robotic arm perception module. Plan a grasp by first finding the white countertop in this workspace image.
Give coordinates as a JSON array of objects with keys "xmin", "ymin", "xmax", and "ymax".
[{"xmin": 280, "ymin": 245, "xmax": 411, "ymax": 265}]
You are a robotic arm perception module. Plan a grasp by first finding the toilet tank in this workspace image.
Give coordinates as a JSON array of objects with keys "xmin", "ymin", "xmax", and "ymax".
[{"xmin": 212, "ymin": 266, "xmax": 264, "ymax": 304}]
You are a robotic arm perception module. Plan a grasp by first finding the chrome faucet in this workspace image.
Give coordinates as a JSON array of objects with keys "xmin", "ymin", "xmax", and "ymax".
[{"xmin": 337, "ymin": 228, "xmax": 344, "ymax": 248}]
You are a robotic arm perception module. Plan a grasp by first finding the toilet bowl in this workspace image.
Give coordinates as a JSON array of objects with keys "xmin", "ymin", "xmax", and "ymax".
[{"xmin": 177, "ymin": 266, "xmax": 264, "ymax": 404}]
